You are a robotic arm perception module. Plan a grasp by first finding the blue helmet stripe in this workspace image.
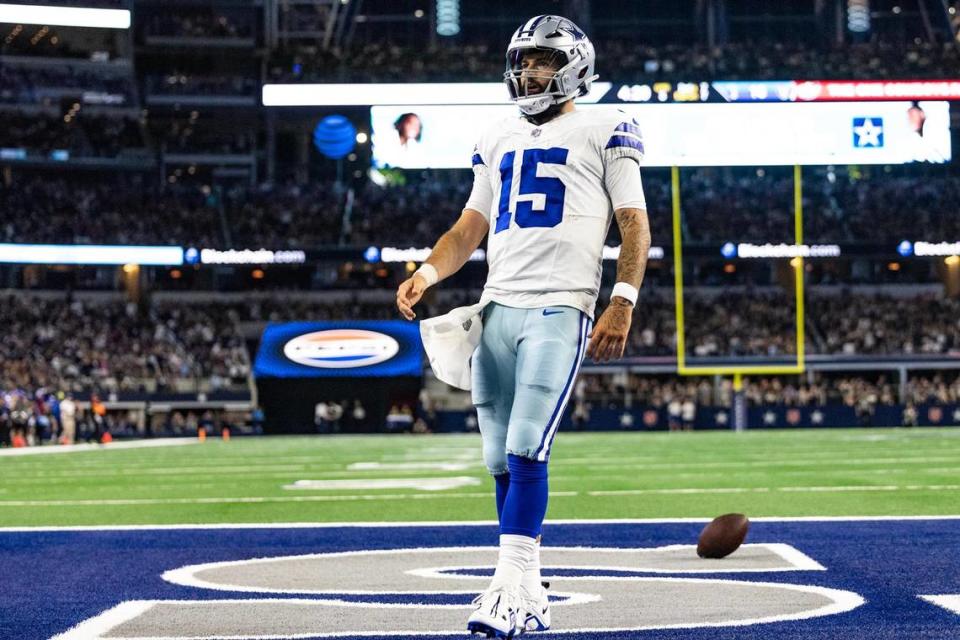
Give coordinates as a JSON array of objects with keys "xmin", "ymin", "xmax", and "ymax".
[
  {"xmin": 605, "ymin": 135, "xmax": 645, "ymax": 154},
  {"xmin": 521, "ymin": 14, "xmax": 548, "ymax": 35}
]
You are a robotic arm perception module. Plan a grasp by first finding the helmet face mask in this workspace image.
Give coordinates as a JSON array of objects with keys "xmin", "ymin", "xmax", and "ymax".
[
  {"xmin": 506, "ymin": 48, "xmax": 565, "ymax": 99},
  {"xmin": 503, "ymin": 15, "xmax": 597, "ymax": 116}
]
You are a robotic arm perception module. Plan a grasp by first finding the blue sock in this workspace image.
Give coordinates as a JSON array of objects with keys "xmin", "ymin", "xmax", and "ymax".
[
  {"xmin": 499, "ymin": 454, "xmax": 549, "ymax": 538},
  {"xmin": 494, "ymin": 472, "xmax": 510, "ymax": 522}
]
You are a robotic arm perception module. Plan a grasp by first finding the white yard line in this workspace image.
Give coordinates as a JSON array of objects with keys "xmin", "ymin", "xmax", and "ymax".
[
  {"xmin": 283, "ymin": 477, "xmax": 482, "ymax": 491},
  {"xmin": 589, "ymin": 484, "xmax": 960, "ymax": 496},
  {"xmin": 0, "ymin": 438, "xmax": 196, "ymax": 457},
  {"xmin": 0, "ymin": 483, "xmax": 957, "ymax": 508},
  {"xmin": 551, "ymin": 455, "xmax": 960, "ymax": 469},
  {"xmin": 2, "ymin": 514, "xmax": 960, "ymax": 532}
]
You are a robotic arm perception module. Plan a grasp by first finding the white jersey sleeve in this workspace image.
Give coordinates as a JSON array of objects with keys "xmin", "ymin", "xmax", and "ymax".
[
  {"xmin": 463, "ymin": 142, "xmax": 494, "ymax": 221},
  {"xmin": 605, "ymin": 157, "xmax": 646, "ymax": 211},
  {"xmin": 600, "ymin": 115, "xmax": 645, "ymax": 164},
  {"xmin": 599, "ymin": 115, "xmax": 646, "ymax": 211}
]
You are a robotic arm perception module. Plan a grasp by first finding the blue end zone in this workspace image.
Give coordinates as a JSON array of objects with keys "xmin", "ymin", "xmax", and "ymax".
[{"xmin": 2, "ymin": 520, "xmax": 958, "ymax": 639}]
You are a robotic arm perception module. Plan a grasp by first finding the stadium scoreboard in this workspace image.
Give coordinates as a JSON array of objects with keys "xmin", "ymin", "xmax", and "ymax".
[{"xmin": 263, "ymin": 79, "xmax": 955, "ymax": 169}]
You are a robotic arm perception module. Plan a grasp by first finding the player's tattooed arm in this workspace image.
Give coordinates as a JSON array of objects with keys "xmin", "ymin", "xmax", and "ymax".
[
  {"xmin": 587, "ymin": 207, "xmax": 651, "ymax": 361},
  {"xmin": 612, "ymin": 207, "xmax": 651, "ymax": 297},
  {"xmin": 396, "ymin": 209, "xmax": 489, "ymax": 320}
]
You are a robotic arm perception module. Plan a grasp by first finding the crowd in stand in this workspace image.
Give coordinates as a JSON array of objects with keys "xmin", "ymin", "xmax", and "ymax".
[
  {"xmin": 269, "ymin": 40, "xmax": 960, "ymax": 83},
  {"xmin": 591, "ymin": 289, "xmax": 960, "ymax": 359},
  {"xmin": 674, "ymin": 168, "xmax": 960, "ymax": 245},
  {"xmin": 597, "ymin": 41, "xmax": 960, "ymax": 81},
  {"xmin": 0, "ymin": 175, "xmax": 221, "ymax": 246},
  {"xmin": 0, "ymin": 113, "xmax": 145, "ymax": 157},
  {"xmin": 153, "ymin": 118, "xmax": 256, "ymax": 155},
  {"xmin": 2, "ymin": 288, "xmax": 958, "ymax": 446},
  {"xmin": 2, "ymin": 289, "xmax": 952, "ymax": 413},
  {"xmin": 812, "ymin": 293, "xmax": 960, "ymax": 355},
  {"xmin": 0, "ymin": 30, "xmax": 119, "ymax": 60},
  {"xmin": 0, "ymin": 65, "xmax": 136, "ymax": 106},
  {"xmin": 143, "ymin": 13, "xmax": 254, "ymax": 39},
  {"xmin": 0, "ymin": 294, "xmax": 249, "ymax": 445},
  {"xmin": 0, "ymin": 295, "xmax": 249, "ymax": 397},
  {"xmin": 577, "ymin": 371, "xmax": 960, "ymax": 411},
  {"xmin": 145, "ymin": 73, "xmax": 257, "ymax": 97},
  {"xmin": 2, "ymin": 166, "xmax": 959, "ymax": 247},
  {"xmin": 217, "ymin": 289, "xmax": 960, "ymax": 359},
  {"xmin": 223, "ymin": 181, "xmax": 350, "ymax": 247}
]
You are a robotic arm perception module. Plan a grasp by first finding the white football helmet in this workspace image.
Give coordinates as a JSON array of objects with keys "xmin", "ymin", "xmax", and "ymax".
[{"xmin": 503, "ymin": 15, "xmax": 598, "ymax": 116}]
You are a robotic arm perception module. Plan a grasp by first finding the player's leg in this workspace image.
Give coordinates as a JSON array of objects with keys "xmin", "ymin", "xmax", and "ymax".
[
  {"xmin": 503, "ymin": 306, "xmax": 590, "ymax": 631},
  {"xmin": 468, "ymin": 303, "xmax": 525, "ymax": 637},
  {"xmin": 472, "ymin": 304, "xmax": 518, "ymax": 503}
]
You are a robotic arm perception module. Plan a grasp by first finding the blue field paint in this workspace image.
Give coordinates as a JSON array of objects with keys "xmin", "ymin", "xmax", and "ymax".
[{"xmin": 2, "ymin": 520, "xmax": 958, "ymax": 639}]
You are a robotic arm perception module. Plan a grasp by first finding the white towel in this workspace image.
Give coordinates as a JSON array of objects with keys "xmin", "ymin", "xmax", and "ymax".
[{"xmin": 419, "ymin": 301, "xmax": 488, "ymax": 390}]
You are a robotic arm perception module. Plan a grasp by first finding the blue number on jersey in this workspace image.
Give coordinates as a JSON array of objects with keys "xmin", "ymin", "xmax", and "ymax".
[
  {"xmin": 495, "ymin": 147, "xmax": 569, "ymax": 234},
  {"xmin": 495, "ymin": 151, "xmax": 516, "ymax": 234}
]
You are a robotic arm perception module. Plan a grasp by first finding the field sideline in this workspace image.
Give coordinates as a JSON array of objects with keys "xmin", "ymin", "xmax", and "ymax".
[{"xmin": 1, "ymin": 428, "xmax": 959, "ymax": 527}]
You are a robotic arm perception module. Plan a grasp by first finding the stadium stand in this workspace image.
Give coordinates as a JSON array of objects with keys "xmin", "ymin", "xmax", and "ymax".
[
  {"xmin": 268, "ymin": 41, "xmax": 960, "ymax": 83},
  {"xmin": 2, "ymin": 0, "xmax": 959, "ymax": 446},
  {"xmin": 142, "ymin": 13, "xmax": 255, "ymax": 40},
  {"xmin": 1, "ymin": 167, "xmax": 959, "ymax": 246}
]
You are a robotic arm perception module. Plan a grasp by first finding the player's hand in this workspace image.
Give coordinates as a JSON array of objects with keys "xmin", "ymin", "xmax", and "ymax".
[
  {"xmin": 587, "ymin": 299, "xmax": 633, "ymax": 362},
  {"xmin": 396, "ymin": 274, "xmax": 428, "ymax": 320}
]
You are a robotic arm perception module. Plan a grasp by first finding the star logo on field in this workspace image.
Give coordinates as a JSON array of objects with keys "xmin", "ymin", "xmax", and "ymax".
[
  {"xmin": 853, "ymin": 117, "xmax": 884, "ymax": 148},
  {"xmin": 715, "ymin": 411, "xmax": 729, "ymax": 426},
  {"xmin": 763, "ymin": 411, "xmax": 777, "ymax": 425},
  {"xmin": 811, "ymin": 410, "xmax": 824, "ymax": 425}
]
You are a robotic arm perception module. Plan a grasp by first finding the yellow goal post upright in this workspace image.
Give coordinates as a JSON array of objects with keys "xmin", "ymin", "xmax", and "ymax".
[{"xmin": 671, "ymin": 164, "xmax": 807, "ymax": 431}]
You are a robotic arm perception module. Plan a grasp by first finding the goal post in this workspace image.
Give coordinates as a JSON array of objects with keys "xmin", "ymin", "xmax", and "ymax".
[{"xmin": 671, "ymin": 165, "xmax": 807, "ymax": 428}]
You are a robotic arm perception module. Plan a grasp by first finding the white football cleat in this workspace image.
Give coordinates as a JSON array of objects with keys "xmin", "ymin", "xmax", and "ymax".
[
  {"xmin": 467, "ymin": 586, "xmax": 524, "ymax": 639},
  {"xmin": 520, "ymin": 581, "xmax": 551, "ymax": 632}
]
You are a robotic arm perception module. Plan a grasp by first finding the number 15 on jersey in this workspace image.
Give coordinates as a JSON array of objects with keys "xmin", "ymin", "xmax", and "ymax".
[{"xmin": 495, "ymin": 147, "xmax": 569, "ymax": 234}]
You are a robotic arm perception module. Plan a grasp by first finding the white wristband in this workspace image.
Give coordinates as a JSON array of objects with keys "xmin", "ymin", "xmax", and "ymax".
[
  {"xmin": 414, "ymin": 263, "xmax": 439, "ymax": 287},
  {"xmin": 611, "ymin": 282, "xmax": 638, "ymax": 306}
]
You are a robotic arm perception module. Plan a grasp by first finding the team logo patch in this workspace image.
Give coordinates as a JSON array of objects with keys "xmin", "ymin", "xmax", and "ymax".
[{"xmin": 283, "ymin": 329, "xmax": 399, "ymax": 368}]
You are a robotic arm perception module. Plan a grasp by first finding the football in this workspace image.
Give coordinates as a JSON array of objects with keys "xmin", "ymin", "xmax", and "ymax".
[{"xmin": 697, "ymin": 513, "xmax": 750, "ymax": 559}]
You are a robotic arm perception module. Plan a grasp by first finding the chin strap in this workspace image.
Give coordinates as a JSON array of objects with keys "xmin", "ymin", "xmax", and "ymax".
[{"xmin": 524, "ymin": 103, "xmax": 565, "ymax": 126}]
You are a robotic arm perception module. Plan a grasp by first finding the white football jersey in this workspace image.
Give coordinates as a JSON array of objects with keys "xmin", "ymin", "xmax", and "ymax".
[{"xmin": 464, "ymin": 108, "xmax": 646, "ymax": 319}]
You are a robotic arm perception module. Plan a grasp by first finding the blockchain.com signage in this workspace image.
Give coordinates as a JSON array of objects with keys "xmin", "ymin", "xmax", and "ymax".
[{"xmin": 254, "ymin": 321, "xmax": 423, "ymax": 378}]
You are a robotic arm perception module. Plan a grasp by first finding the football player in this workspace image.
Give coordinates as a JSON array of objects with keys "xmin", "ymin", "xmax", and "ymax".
[{"xmin": 396, "ymin": 14, "xmax": 651, "ymax": 638}]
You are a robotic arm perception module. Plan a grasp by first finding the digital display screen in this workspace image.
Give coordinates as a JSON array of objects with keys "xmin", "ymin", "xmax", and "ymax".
[
  {"xmin": 254, "ymin": 321, "xmax": 424, "ymax": 378},
  {"xmin": 371, "ymin": 101, "xmax": 951, "ymax": 169}
]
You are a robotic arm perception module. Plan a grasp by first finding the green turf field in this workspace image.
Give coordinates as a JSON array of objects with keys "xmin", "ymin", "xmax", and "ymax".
[{"xmin": 1, "ymin": 428, "xmax": 958, "ymax": 527}]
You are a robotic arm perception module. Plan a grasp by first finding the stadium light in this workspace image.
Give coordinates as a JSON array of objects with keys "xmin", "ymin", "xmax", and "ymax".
[
  {"xmin": 0, "ymin": 3, "xmax": 131, "ymax": 29},
  {"xmin": 847, "ymin": 0, "xmax": 870, "ymax": 33},
  {"xmin": 436, "ymin": 0, "xmax": 460, "ymax": 36}
]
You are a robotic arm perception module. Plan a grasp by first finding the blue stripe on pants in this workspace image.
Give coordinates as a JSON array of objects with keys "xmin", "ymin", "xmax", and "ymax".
[{"xmin": 533, "ymin": 313, "xmax": 588, "ymax": 461}]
